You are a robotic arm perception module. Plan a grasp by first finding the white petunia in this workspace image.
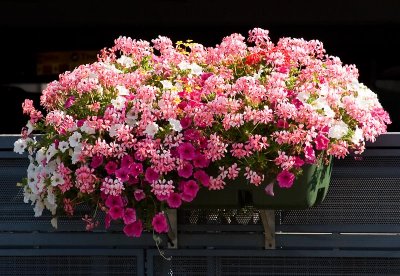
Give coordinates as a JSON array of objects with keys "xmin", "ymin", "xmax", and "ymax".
[
  {"xmin": 111, "ymin": 96, "xmax": 126, "ymax": 110},
  {"xmin": 68, "ymin": 132, "xmax": 82, "ymax": 148},
  {"xmin": 33, "ymin": 200, "xmax": 44, "ymax": 217},
  {"xmin": 109, "ymin": 123, "xmax": 123, "ymax": 137},
  {"xmin": 116, "ymin": 85, "xmax": 130, "ymax": 95},
  {"xmin": 144, "ymin": 122, "xmax": 159, "ymax": 137},
  {"xmin": 189, "ymin": 63, "xmax": 203, "ymax": 75},
  {"xmin": 36, "ymin": 148, "xmax": 46, "ymax": 164},
  {"xmin": 125, "ymin": 111, "xmax": 138, "ymax": 126},
  {"xmin": 117, "ymin": 55, "xmax": 134, "ymax": 68},
  {"xmin": 80, "ymin": 122, "xmax": 96, "ymax": 135},
  {"xmin": 14, "ymin": 138, "xmax": 27, "ymax": 154},
  {"xmin": 328, "ymin": 120, "xmax": 349, "ymax": 139},
  {"xmin": 46, "ymin": 144, "xmax": 57, "ymax": 163},
  {"xmin": 71, "ymin": 144, "xmax": 82, "ymax": 164},
  {"xmin": 296, "ymin": 91, "xmax": 309, "ymax": 103},
  {"xmin": 178, "ymin": 61, "xmax": 191, "ymax": 70},
  {"xmin": 51, "ymin": 217, "xmax": 58, "ymax": 229},
  {"xmin": 26, "ymin": 121, "xmax": 34, "ymax": 135},
  {"xmin": 160, "ymin": 80, "xmax": 174, "ymax": 90},
  {"xmin": 51, "ymin": 172, "xmax": 64, "ymax": 186},
  {"xmin": 351, "ymin": 127, "xmax": 364, "ymax": 144},
  {"xmin": 168, "ymin": 118, "xmax": 182, "ymax": 132},
  {"xmin": 58, "ymin": 141, "xmax": 69, "ymax": 153}
]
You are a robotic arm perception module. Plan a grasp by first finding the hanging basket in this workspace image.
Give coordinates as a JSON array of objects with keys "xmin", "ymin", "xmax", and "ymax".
[{"xmin": 186, "ymin": 160, "xmax": 333, "ymax": 209}]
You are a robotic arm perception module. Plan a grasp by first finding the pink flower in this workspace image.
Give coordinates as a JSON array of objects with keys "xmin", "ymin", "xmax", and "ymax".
[
  {"xmin": 134, "ymin": 189, "xmax": 146, "ymax": 201},
  {"xmin": 64, "ymin": 96, "xmax": 75, "ymax": 109},
  {"xmin": 277, "ymin": 170, "xmax": 295, "ymax": 188},
  {"xmin": 123, "ymin": 220, "xmax": 143, "ymax": 237},
  {"xmin": 304, "ymin": 145, "xmax": 316, "ymax": 164},
  {"xmin": 265, "ymin": 183, "xmax": 274, "ymax": 196},
  {"xmin": 294, "ymin": 157, "xmax": 305, "ymax": 168},
  {"xmin": 152, "ymin": 213, "xmax": 169, "ymax": 233},
  {"xmin": 129, "ymin": 162, "xmax": 143, "ymax": 177},
  {"xmin": 180, "ymin": 117, "xmax": 191, "ymax": 129},
  {"xmin": 105, "ymin": 161, "xmax": 118, "ymax": 175},
  {"xmin": 315, "ymin": 133, "xmax": 330, "ymax": 150},
  {"xmin": 105, "ymin": 195, "xmax": 124, "ymax": 208},
  {"xmin": 178, "ymin": 162, "xmax": 193, "ymax": 178},
  {"xmin": 183, "ymin": 180, "xmax": 199, "ymax": 198},
  {"xmin": 109, "ymin": 206, "xmax": 124, "ymax": 220},
  {"xmin": 145, "ymin": 167, "xmax": 159, "ymax": 183},
  {"xmin": 167, "ymin": 193, "xmax": 182, "ymax": 208},
  {"xmin": 121, "ymin": 155, "xmax": 134, "ymax": 168},
  {"xmin": 115, "ymin": 167, "xmax": 130, "ymax": 182},
  {"xmin": 193, "ymin": 170, "xmax": 210, "ymax": 187},
  {"xmin": 90, "ymin": 155, "xmax": 103, "ymax": 168},
  {"xmin": 183, "ymin": 129, "xmax": 200, "ymax": 141},
  {"xmin": 277, "ymin": 119, "xmax": 289, "ymax": 129},
  {"xmin": 123, "ymin": 208, "xmax": 137, "ymax": 224},
  {"xmin": 193, "ymin": 153, "xmax": 210, "ymax": 168},
  {"xmin": 177, "ymin": 142, "xmax": 196, "ymax": 160}
]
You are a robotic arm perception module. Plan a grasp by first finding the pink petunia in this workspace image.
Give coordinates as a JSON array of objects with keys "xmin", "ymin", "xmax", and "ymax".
[
  {"xmin": 177, "ymin": 142, "xmax": 196, "ymax": 160},
  {"xmin": 183, "ymin": 180, "xmax": 199, "ymax": 198},
  {"xmin": 115, "ymin": 167, "xmax": 130, "ymax": 182},
  {"xmin": 315, "ymin": 133, "xmax": 330, "ymax": 150},
  {"xmin": 105, "ymin": 161, "xmax": 118, "ymax": 175},
  {"xmin": 293, "ymin": 157, "xmax": 305, "ymax": 168},
  {"xmin": 105, "ymin": 195, "xmax": 124, "ymax": 208},
  {"xmin": 304, "ymin": 145, "xmax": 316, "ymax": 164},
  {"xmin": 64, "ymin": 96, "xmax": 75, "ymax": 109},
  {"xmin": 193, "ymin": 170, "xmax": 210, "ymax": 187},
  {"xmin": 167, "ymin": 193, "xmax": 182, "ymax": 208},
  {"xmin": 180, "ymin": 117, "xmax": 192, "ymax": 129},
  {"xmin": 90, "ymin": 155, "xmax": 103, "ymax": 168},
  {"xmin": 134, "ymin": 189, "xmax": 146, "ymax": 201},
  {"xmin": 123, "ymin": 220, "xmax": 143, "ymax": 237},
  {"xmin": 277, "ymin": 170, "xmax": 295, "ymax": 188},
  {"xmin": 123, "ymin": 208, "xmax": 137, "ymax": 224},
  {"xmin": 129, "ymin": 162, "xmax": 143, "ymax": 177},
  {"xmin": 178, "ymin": 162, "xmax": 193, "ymax": 178},
  {"xmin": 264, "ymin": 183, "xmax": 275, "ymax": 196},
  {"xmin": 193, "ymin": 153, "xmax": 210, "ymax": 168},
  {"xmin": 152, "ymin": 213, "xmax": 169, "ymax": 233},
  {"xmin": 121, "ymin": 155, "xmax": 134, "ymax": 168},
  {"xmin": 145, "ymin": 167, "xmax": 159, "ymax": 183},
  {"xmin": 109, "ymin": 206, "xmax": 124, "ymax": 220}
]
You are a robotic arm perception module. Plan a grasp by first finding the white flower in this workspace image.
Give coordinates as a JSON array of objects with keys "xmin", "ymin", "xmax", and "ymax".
[
  {"xmin": 47, "ymin": 187, "xmax": 56, "ymax": 205},
  {"xmin": 351, "ymin": 127, "xmax": 364, "ymax": 144},
  {"xmin": 178, "ymin": 61, "xmax": 191, "ymax": 70},
  {"xmin": 297, "ymin": 91, "xmax": 309, "ymax": 103},
  {"xmin": 81, "ymin": 122, "xmax": 96, "ymax": 135},
  {"xmin": 68, "ymin": 132, "xmax": 82, "ymax": 148},
  {"xmin": 117, "ymin": 55, "xmax": 134, "ymax": 68},
  {"xmin": 26, "ymin": 121, "xmax": 34, "ymax": 135},
  {"xmin": 14, "ymin": 138, "xmax": 27, "ymax": 154},
  {"xmin": 322, "ymin": 106, "xmax": 335, "ymax": 118},
  {"xmin": 44, "ymin": 198, "xmax": 57, "ymax": 215},
  {"xmin": 160, "ymin": 80, "xmax": 174, "ymax": 90},
  {"xmin": 58, "ymin": 141, "xmax": 69, "ymax": 153},
  {"xmin": 144, "ymin": 122, "xmax": 159, "ymax": 137},
  {"xmin": 168, "ymin": 118, "xmax": 182, "ymax": 132},
  {"xmin": 46, "ymin": 144, "xmax": 57, "ymax": 163},
  {"xmin": 111, "ymin": 96, "xmax": 126, "ymax": 109},
  {"xmin": 109, "ymin": 123, "xmax": 123, "ymax": 137},
  {"xmin": 34, "ymin": 200, "xmax": 44, "ymax": 217},
  {"xmin": 36, "ymin": 148, "xmax": 46, "ymax": 164},
  {"xmin": 116, "ymin": 85, "xmax": 130, "ymax": 95},
  {"xmin": 189, "ymin": 63, "xmax": 203, "ymax": 75},
  {"xmin": 27, "ymin": 162, "xmax": 38, "ymax": 176},
  {"xmin": 71, "ymin": 144, "xmax": 82, "ymax": 164},
  {"xmin": 328, "ymin": 120, "xmax": 349, "ymax": 139},
  {"xmin": 51, "ymin": 172, "xmax": 64, "ymax": 186},
  {"xmin": 125, "ymin": 111, "xmax": 138, "ymax": 126},
  {"xmin": 51, "ymin": 217, "xmax": 58, "ymax": 229}
]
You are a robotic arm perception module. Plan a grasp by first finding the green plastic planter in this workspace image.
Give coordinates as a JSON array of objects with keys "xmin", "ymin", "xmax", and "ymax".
[{"xmin": 186, "ymin": 160, "xmax": 333, "ymax": 209}]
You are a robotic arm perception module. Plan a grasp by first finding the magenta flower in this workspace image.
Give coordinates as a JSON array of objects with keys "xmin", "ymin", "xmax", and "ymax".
[
  {"xmin": 294, "ymin": 157, "xmax": 305, "ymax": 168},
  {"xmin": 121, "ymin": 155, "xmax": 134, "ymax": 168},
  {"xmin": 264, "ymin": 183, "xmax": 275, "ymax": 196},
  {"xmin": 181, "ymin": 192, "xmax": 195, "ymax": 202},
  {"xmin": 123, "ymin": 220, "xmax": 143, "ymax": 237},
  {"xmin": 77, "ymin": 119, "xmax": 85, "ymax": 127},
  {"xmin": 134, "ymin": 189, "xmax": 146, "ymax": 201},
  {"xmin": 277, "ymin": 170, "xmax": 295, "ymax": 188},
  {"xmin": 183, "ymin": 180, "xmax": 199, "ymax": 198},
  {"xmin": 105, "ymin": 195, "xmax": 124, "ymax": 208},
  {"xmin": 304, "ymin": 145, "xmax": 316, "ymax": 164},
  {"xmin": 180, "ymin": 117, "xmax": 192, "ymax": 129},
  {"xmin": 193, "ymin": 153, "xmax": 210, "ymax": 168},
  {"xmin": 90, "ymin": 155, "xmax": 103, "ymax": 169},
  {"xmin": 152, "ymin": 213, "xmax": 169, "ymax": 233},
  {"xmin": 183, "ymin": 129, "xmax": 200, "ymax": 141},
  {"xmin": 145, "ymin": 167, "xmax": 159, "ymax": 183},
  {"xmin": 123, "ymin": 208, "xmax": 137, "ymax": 224},
  {"xmin": 64, "ymin": 96, "xmax": 75, "ymax": 109},
  {"xmin": 156, "ymin": 193, "xmax": 169, "ymax": 201},
  {"xmin": 177, "ymin": 142, "xmax": 196, "ymax": 160},
  {"xmin": 129, "ymin": 162, "xmax": 143, "ymax": 177},
  {"xmin": 178, "ymin": 162, "xmax": 193, "ymax": 178},
  {"xmin": 105, "ymin": 161, "xmax": 118, "ymax": 175},
  {"xmin": 167, "ymin": 193, "xmax": 182, "ymax": 208},
  {"xmin": 109, "ymin": 206, "xmax": 124, "ymax": 220},
  {"xmin": 193, "ymin": 170, "xmax": 210, "ymax": 187},
  {"xmin": 315, "ymin": 133, "xmax": 329, "ymax": 150},
  {"xmin": 277, "ymin": 119, "xmax": 289, "ymax": 129},
  {"xmin": 115, "ymin": 167, "xmax": 130, "ymax": 182}
]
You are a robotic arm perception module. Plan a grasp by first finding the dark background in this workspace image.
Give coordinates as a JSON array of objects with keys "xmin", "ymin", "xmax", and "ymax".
[{"xmin": 1, "ymin": 0, "xmax": 399, "ymax": 133}]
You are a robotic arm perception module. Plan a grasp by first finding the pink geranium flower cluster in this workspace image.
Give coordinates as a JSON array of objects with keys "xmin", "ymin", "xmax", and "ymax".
[{"xmin": 14, "ymin": 28, "xmax": 390, "ymax": 237}]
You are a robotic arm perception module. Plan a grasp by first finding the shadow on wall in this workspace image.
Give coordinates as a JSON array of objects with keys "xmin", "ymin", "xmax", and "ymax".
[{"xmin": 0, "ymin": 86, "xmax": 41, "ymax": 134}]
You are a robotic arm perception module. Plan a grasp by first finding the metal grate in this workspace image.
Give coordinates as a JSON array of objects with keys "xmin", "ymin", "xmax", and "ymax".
[
  {"xmin": 333, "ymin": 156, "xmax": 400, "ymax": 168},
  {"xmin": 153, "ymin": 255, "xmax": 400, "ymax": 275},
  {"xmin": 0, "ymin": 255, "xmax": 137, "ymax": 276},
  {"xmin": 179, "ymin": 207, "xmax": 260, "ymax": 225}
]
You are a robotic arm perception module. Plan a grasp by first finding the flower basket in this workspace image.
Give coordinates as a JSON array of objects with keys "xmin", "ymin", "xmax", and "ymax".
[
  {"xmin": 13, "ymin": 28, "xmax": 390, "ymax": 238},
  {"xmin": 187, "ymin": 157, "xmax": 332, "ymax": 209}
]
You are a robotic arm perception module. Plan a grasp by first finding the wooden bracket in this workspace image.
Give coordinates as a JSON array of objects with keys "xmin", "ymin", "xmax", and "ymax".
[
  {"xmin": 259, "ymin": 210, "xmax": 276, "ymax": 249},
  {"xmin": 166, "ymin": 209, "xmax": 178, "ymax": 249}
]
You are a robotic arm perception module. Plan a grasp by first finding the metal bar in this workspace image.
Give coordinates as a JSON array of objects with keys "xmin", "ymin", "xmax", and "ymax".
[{"xmin": 0, "ymin": 248, "xmax": 143, "ymax": 256}]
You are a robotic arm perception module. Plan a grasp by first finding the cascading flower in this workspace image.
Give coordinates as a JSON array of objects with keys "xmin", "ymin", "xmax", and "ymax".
[{"xmin": 14, "ymin": 27, "xmax": 390, "ymax": 238}]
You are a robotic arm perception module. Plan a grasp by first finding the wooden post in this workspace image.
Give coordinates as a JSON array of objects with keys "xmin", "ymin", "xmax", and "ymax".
[{"xmin": 259, "ymin": 210, "xmax": 275, "ymax": 249}]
